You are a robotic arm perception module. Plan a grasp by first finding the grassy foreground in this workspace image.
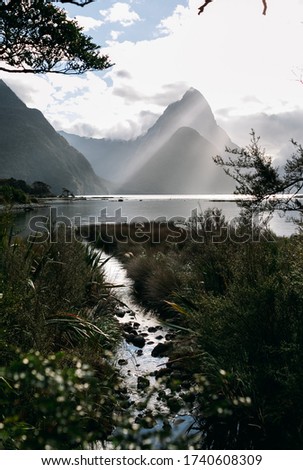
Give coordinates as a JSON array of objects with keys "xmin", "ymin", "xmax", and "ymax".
[
  {"xmin": 86, "ymin": 209, "xmax": 303, "ymax": 449},
  {"xmin": 0, "ymin": 212, "xmax": 122, "ymax": 449}
]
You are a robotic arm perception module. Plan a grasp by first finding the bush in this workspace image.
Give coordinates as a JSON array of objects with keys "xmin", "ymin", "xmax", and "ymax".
[
  {"xmin": 0, "ymin": 350, "xmax": 116, "ymax": 449},
  {"xmin": 0, "ymin": 215, "xmax": 122, "ymax": 449}
]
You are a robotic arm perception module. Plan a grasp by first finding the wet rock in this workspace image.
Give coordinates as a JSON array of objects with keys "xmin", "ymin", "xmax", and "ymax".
[
  {"xmin": 147, "ymin": 326, "xmax": 157, "ymax": 333},
  {"xmin": 131, "ymin": 335, "xmax": 146, "ymax": 348},
  {"xmin": 124, "ymin": 333, "xmax": 137, "ymax": 344},
  {"xmin": 151, "ymin": 342, "xmax": 173, "ymax": 357},
  {"xmin": 117, "ymin": 359, "xmax": 128, "ymax": 366},
  {"xmin": 123, "ymin": 322, "xmax": 135, "ymax": 333},
  {"xmin": 137, "ymin": 376, "xmax": 150, "ymax": 390},
  {"xmin": 115, "ymin": 309, "xmax": 126, "ymax": 318}
]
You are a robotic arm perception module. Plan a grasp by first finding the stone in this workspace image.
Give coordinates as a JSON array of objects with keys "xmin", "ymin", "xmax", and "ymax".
[
  {"xmin": 117, "ymin": 359, "xmax": 128, "ymax": 366},
  {"xmin": 151, "ymin": 342, "xmax": 173, "ymax": 357},
  {"xmin": 115, "ymin": 309, "xmax": 126, "ymax": 318},
  {"xmin": 131, "ymin": 335, "xmax": 146, "ymax": 348}
]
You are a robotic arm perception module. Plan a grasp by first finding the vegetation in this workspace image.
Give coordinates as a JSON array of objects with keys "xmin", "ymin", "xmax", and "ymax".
[
  {"xmin": 214, "ymin": 131, "xmax": 303, "ymax": 215},
  {"xmin": 0, "ymin": 0, "xmax": 111, "ymax": 74},
  {"xmin": 92, "ymin": 204, "xmax": 303, "ymax": 449},
  {"xmin": 0, "ymin": 214, "xmax": 122, "ymax": 449},
  {"xmin": 0, "ymin": 178, "xmax": 53, "ymax": 204}
]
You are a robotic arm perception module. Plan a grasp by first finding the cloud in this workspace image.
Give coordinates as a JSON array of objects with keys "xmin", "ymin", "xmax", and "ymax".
[
  {"xmin": 110, "ymin": 30, "xmax": 124, "ymax": 41},
  {"xmin": 74, "ymin": 15, "xmax": 104, "ymax": 32},
  {"xmin": 217, "ymin": 110, "xmax": 303, "ymax": 163},
  {"xmin": 157, "ymin": 5, "xmax": 190, "ymax": 36},
  {"xmin": 3, "ymin": 0, "xmax": 303, "ymax": 149},
  {"xmin": 99, "ymin": 3, "xmax": 141, "ymax": 27}
]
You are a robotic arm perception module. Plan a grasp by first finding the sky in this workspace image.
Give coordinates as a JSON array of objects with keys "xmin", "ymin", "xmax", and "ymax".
[{"xmin": 1, "ymin": 0, "xmax": 303, "ymax": 159}]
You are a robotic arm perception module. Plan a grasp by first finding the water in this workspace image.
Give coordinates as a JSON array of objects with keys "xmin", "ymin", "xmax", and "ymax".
[
  {"xmin": 11, "ymin": 195, "xmax": 298, "ymax": 446},
  {"xmin": 102, "ymin": 255, "xmax": 197, "ymax": 447},
  {"xmin": 12, "ymin": 194, "xmax": 300, "ymax": 238}
]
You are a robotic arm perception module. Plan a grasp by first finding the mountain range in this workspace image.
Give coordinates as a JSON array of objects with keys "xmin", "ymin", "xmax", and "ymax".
[
  {"xmin": 0, "ymin": 80, "xmax": 236, "ymax": 195},
  {"xmin": 0, "ymin": 80, "xmax": 108, "ymax": 195},
  {"xmin": 61, "ymin": 88, "xmax": 237, "ymax": 194}
]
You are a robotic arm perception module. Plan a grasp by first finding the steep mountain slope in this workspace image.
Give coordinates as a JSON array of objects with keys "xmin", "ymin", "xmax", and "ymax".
[
  {"xmin": 0, "ymin": 80, "xmax": 108, "ymax": 195},
  {"xmin": 62, "ymin": 88, "xmax": 236, "ymax": 194},
  {"xmin": 59, "ymin": 132, "xmax": 137, "ymax": 182},
  {"xmin": 120, "ymin": 127, "xmax": 234, "ymax": 194}
]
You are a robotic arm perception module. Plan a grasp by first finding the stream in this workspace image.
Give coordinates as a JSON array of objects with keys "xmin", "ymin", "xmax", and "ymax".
[{"xmin": 101, "ymin": 255, "xmax": 198, "ymax": 447}]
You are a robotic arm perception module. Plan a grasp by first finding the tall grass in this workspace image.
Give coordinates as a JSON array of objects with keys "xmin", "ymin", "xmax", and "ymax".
[
  {"xmin": 0, "ymin": 213, "xmax": 121, "ymax": 449},
  {"xmin": 104, "ymin": 209, "xmax": 303, "ymax": 449}
]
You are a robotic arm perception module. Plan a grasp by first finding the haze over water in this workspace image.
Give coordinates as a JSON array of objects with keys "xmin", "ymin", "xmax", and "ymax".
[{"xmin": 14, "ymin": 195, "xmax": 299, "ymax": 239}]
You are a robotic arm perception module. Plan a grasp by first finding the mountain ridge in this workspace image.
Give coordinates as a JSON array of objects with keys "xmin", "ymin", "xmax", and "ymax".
[
  {"xmin": 62, "ymin": 88, "xmax": 236, "ymax": 194},
  {"xmin": 0, "ymin": 80, "xmax": 109, "ymax": 195}
]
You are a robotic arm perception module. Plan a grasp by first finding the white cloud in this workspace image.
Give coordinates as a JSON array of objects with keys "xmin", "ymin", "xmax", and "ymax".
[
  {"xmin": 99, "ymin": 3, "xmax": 141, "ymax": 27},
  {"xmin": 110, "ymin": 30, "xmax": 124, "ymax": 41},
  {"xmin": 3, "ymin": 0, "xmax": 303, "ymax": 149},
  {"xmin": 157, "ymin": 5, "xmax": 190, "ymax": 35},
  {"xmin": 74, "ymin": 15, "xmax": 104, "ymax": 32}
]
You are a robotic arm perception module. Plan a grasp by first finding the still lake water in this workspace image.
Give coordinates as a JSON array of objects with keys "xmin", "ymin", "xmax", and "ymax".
[{"xmin": 14, "ymin": 194, "xmax": 299, "ymax": 238}]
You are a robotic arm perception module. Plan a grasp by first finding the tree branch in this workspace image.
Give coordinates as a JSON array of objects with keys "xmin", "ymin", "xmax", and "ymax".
[
  {"xmin": 262, "ymin": 0, "xmax": 267, "ymax": 15},
  {"xmin": 198, "ymin": 0, "xmax": 213, "ymax": 15},
  {"xmin": 58, "ymin": 0, "xmax": 95, "ymax": 6},
  {"xmin": 198, "ymin": 0, "xmax": 268, "ymax": 16}
]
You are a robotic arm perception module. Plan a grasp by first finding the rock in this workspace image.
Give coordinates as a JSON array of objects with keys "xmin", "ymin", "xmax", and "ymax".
[
  {"xmin": 137, "ymin": 376, "xmax": 150, "ymax": 390},
  {"xmin": 151, "ymin": 341, "xmax": 173, "ymax": 357},
  {"xmin": 123, "ymin": 322, "xmax": 134, "ymax": 333},
  {"xmin": 131, "ymin": 335, "xmax": 146, "ymax": 348},
  {"xmin": 147, "ymin": 341, "xmax": 154, "ymax": 345},
  {"xmin": 115, "ymin": 309, "xmax": 126, "ymax": 318},
  {"xmin": 133, "ymin": 322, "xmax": 140, "ymax": 329},
  {"xmin": 124, "ymin": 333, "xmax": 136, "ymax": 344},
  {"xmin": 136, "ymin": 349, "xmax": 143, "ymax": 356},
  {"xmin": 147, "ymin": 326, "xmax": 157, "ymax": 333},
  {"xmin": 117, "ymin": 359, "xmax": 128, "ymax": 366},
  {"xmin": 156, "ymin": 335, "xmax": 163, "ymax": 340}
]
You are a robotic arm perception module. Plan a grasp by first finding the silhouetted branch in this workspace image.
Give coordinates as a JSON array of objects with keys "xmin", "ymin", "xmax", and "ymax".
[
  {"xmin": 198, "ymin": 0, "xmax": 213, "ymax": 15},
  {"xmin": 262, "ymin": 0, "xmax": 267, "ymax": 15},
  {"xmin": 58, "ymin": 0, "xmax": 95, "ymax": 6},
  {"xmin": 198, "ymin": 0, "xmax": 268, "ymax": 16}
]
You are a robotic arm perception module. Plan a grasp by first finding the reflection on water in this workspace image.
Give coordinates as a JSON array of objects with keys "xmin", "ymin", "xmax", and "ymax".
[
  {"xmin": 101, "ymin": 255, "xmax": 198, "ymax": 448},
  {"xmin": 12, "ymin": 195, "xmax": 299, "ymax": 238}
]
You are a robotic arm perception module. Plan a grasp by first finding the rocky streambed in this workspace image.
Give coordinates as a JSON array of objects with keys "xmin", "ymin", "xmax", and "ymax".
[{"xmin": 102, "ymin": 255, "xmax": 198, "ymax": 446}]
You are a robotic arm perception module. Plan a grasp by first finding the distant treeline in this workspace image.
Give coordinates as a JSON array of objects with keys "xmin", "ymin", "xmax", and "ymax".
[{"xmin": 0, "ymin": 178, "xmax": 54, "ymax": 204}]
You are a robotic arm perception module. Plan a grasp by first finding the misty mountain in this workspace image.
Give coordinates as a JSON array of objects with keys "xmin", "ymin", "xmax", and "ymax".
[
  {"xmin": 62, "ymin": 88, "xmax": 237, "ymax": 194},
  {"xmin": 121, "ymin": 127, "xmax": 229, "ymax": 194},
  {"xmin": 0, "ymin": 80, "xmax": 108, "ymax": 195}
]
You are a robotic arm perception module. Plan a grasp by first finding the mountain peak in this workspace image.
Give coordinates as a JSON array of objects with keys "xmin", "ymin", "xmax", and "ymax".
[
  {"xmin": 183, "ymin": 87, "xmax": 205, "ymax": 98},
  {"xmin": 0, "ymin": 80, "xmax": 27, "ymax": 110}
]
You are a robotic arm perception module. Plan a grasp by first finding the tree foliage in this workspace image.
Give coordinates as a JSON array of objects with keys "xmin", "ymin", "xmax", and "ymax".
[
  {"xmin": 0, "ymin": 0, "xmax": 111, "ymax": 74},
  {"xmin": 214, "ymin": 131, "xmax": 303, "ymax": 213}
]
